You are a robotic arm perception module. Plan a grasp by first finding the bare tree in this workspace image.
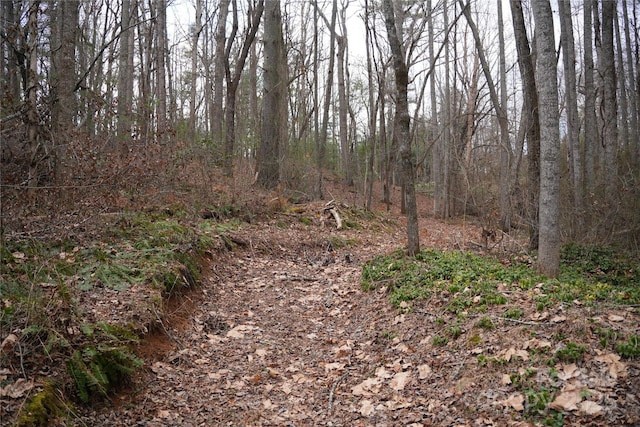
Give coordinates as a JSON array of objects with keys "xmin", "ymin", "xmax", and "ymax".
[
  {"xmin": 558, "ymin": 0, "xmax": 582, "ymax": 227},
  {"xmin": 156, "ymin": 0, "xmax": 168, "ymax": 143},
  {"xmin": 257, "ymin": 0, "xmax": 286, "ymax": 189},
  {"xmin": 510, "ymin": 0, "xmax": 540, "ymax": 249},
  {"xmin": 583, "ymin": 0, "xmax": 597, "ymax": 203},
  {"xmin": 383, "ymin": 0, "xmax": 419, "ymax": 255},
  {"xmin": 212, "ymin": 0, "xmax": 230, "ymax": 150},
  {"xmin": 600, "ymin": 0, "xmax": 618, "ymax": 202},
  {"xmin": 117, "ymin": 0, "xmax": 132, "ymax": 143},
  {"xmin": 531, "ymin": 0, "xmax": 560, "ymax": 278},
  {"xmin": 189, "ymin": 0, "xmax": 203, "ymax": 142}
]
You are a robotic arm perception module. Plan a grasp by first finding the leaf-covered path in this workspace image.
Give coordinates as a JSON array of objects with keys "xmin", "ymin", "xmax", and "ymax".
[{"xmin": 75, "ymin": 213, "xmax": 639, "ymax": 426}]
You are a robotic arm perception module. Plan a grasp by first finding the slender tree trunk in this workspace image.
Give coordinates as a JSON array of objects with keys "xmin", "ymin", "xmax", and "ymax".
[
  {"xmin": 428, "ymin": 0, "xmax": 440, "ymax": 217},
  {"xmin": 614, "ymin": 8, "xmax": 629, "ymax": 159},
  {"xmin": 583, "ymin": 0, "xmax": 597, "ymax": 205},
  {"xmin": 189, "ymin": 0, "xmax": 202, "ymax": 142},
  {"xmin": 224, "ymin": 0, "xmax": 264, "ymax": 176},
  {"xmin": 383, "ymin": 0, "xmax": 419, "ymax": 255},
  {"xmin": 26, "ymin": 0, "xmax": 40, "ymax": 192},
  {"xmin": 622, "ymin": 0, "xmax": 638, "ymax": 170},
  {"xmin": 600, "ymin": 0, "xmax": 618, "ymax": 203},
  {"xmin": 532, "ymin": 0, "xmax": 560, "ymax": 278},
  {"xmin": 558, "ymin": 0, "xmax": 582, "ymax": 228},
  {"xmin": 315, "ymin": 0, "xmax": 338, "ymax": 199},
  {"xmin": 510, "ymin": 0, "xmax": 540, "ymax": 249},
  {"xmin": 258, "ymin": 0, "xmax": 286, "ymax": 189},
  {"xmin": 212, "ymin": 0, "xmax": 230, "ymax": 149},
  {"xmin": 156, "ymin": 0, "xmax": 168, "ymax": 143},
  {"xmin": 460, "ymin": 0, "xmax": 511, "ymax": 228},
  {"xmin": 337, "ymin": 34, "xmax": 352, "ymax": 186},
  {"xmin": 364, "ymin": 0, "xmax": 376, "ymax": 210},
  {"xmin": 117, "ymin": 0, "xmax": 132, "ymax": 145}
]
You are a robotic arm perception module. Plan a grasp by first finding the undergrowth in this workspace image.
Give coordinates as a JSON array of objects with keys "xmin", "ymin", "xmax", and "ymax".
[{"xmin": 0, "ymin": 208, "xmax": 244, "ymax": 425}]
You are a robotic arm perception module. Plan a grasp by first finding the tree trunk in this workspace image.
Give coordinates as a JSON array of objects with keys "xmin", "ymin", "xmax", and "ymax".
[
  {"xmin": 26, "ymin": 0, "xmax": 40, "ymax": 192},
  {"xmin": 212, "ymin": 0, "xmax": 230, "ymax": 150},
  {"xmin": 189, "ymin": 0, "xmax": 202, "ymax": 143},
  {"xmin": 510, "ymin": 0, "xmax": 540, "ymax": 249},
  {"xmin": 600, "ymin": 1, "xmax": 618, "ymax": 204},
  {"xmin": 382, "ymin": 0, "xmax": 420, "ymax": 256},
  {"xmin": 583, "ymin": 0, "xmax": 597, "ymax": 208},
  {"xmin": 337, "ymin": 35, "xmax": 352, "ymax": 186},
  {"xmin": 156, "ymin": 0, "xmax": 168, "ymax": 143},
  {"xmin": 117, "ymin": 0, "xmax": 132, "ymax": 145},
  {"xmin": 223, "ymin": 0, "xmax": 264, "ymax": 176},
  {"xmin": 258, "ymin": 0, "xmax": 286, "ymax": 189},
  {"xmin": 428, "ymin": 0, "xmax": 440, "ymax": 217},
  {"xmin": 621, "ymin": 0, "xmax": 638, "ymax": 170},
  {"xmin": 531, "ymin": 0, "xmax": 560, "ymax": 278},
  {"xmin": 558, "ymin": 0, "xmax": 582, "ymax": 228}
]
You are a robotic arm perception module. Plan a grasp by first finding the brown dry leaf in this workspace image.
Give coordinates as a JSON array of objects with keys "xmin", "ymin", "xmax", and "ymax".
[
  {"xmin": 389, "ymin": 371, "xmax": 412, "ymax": 391},
  {"xmin": 262, "ymin": 399, "xmax": 276, "ymax": 410},
  {"xmin": 595, "ymin": 352, "xmax": 627, "ymax": 379},
  {"xmin": 557, "ymin": 363, "xmax": 581, "ymax": 381},
  {"xmin": 607, "ymin": 314, "xmax": 624, "ymax": 322},
  {"xmin": 360, "ymin": 399, "xmax": 375, "ymax": 416},
  {"xmin": 324, "ymin": 362, "xmax": 345, "ymax": 373},
  {"xmin": 501, "ymin": 374, "xmax": 512, "ymax": 385},
  {"xmin": 501, "ymin": 393, "xmax": 525, "ymax": 411},
  {"xmin": 226, "ymin": 324, "xmax": 258, "ymax": 339},
  {"xmin": 418, "ymin": 364, "xmax": 432, "ymax": 380},
  {"xmin": 524, "ymin": 338, "xmax": 552, "ymax": 350},
  {"xmin": 502, "ymin": 348, "xmax": 529, "ymax": 361},
  {"xmin": 531, "ymin": 311, "xmax": 548, "ymax": 321},
  {"xmin": 352, "ymin": 377, "xmax": 381, "ymax": 397},
  {"xmin": 1, "ymin": 333, "xmax": 17, "ymax": 354},
  {"xmin": 549, "ymin": 389, "xmax": 582, "ymax": 411},
  {"xmin": 550, "ymin": 314, "xmax": 567, "ymax": 323},
  {"xmin": 375, "ymin": 366, "xmax": 393, "ymax": 379},
  {"xmin": 0, "ymin": 378, "xmax": 34, "ymax": 399},
  {"xmin": 579, "ymin": 400, "xmax": 604, "ymax": 416}
]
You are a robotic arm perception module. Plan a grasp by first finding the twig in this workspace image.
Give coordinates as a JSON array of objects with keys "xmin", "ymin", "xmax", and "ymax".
[
  {"xmin": 328, "ymin": 372, "xmax": 348, "ymax": 412},
  {"xmin": 494, "ymin": 316, "xmax": 543, "ymax": 326},
  {"xmin": 152, "ymin": 305, "xmax": 182, "ymax": 349}
]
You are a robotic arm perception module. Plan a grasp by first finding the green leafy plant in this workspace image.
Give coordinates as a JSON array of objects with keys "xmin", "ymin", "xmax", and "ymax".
[
  {"xmin": 616, "ymin": 335, "xmax": 639, "ymax": 359},
  {"xmin": 554, "ymin": 342, "xmax": 586, "ymax": 362}
]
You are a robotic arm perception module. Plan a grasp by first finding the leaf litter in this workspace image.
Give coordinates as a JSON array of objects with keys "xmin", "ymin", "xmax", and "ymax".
[{"xmin": 14, "ymin": 191, "xmax": 636, "ymax": 426}]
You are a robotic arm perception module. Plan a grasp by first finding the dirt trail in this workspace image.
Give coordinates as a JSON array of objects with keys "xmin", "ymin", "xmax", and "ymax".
[{"xmin": 75, "ymin": 213, "xmax": 491, "ymax": 426}]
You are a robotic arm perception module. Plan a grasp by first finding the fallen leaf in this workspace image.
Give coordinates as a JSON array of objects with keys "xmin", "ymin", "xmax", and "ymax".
[
  {"xmin": 1, "ymin": 333, "xmax": 18, "ymax": 354},
  {"xmin": 0, "ymin": 378, "xmax": 34, "ymax": 399},
  {"xmin": 360, "ymin": 399, "xmax": 375, "ymax": 416},
  {"xmin": 502, "ymin": 348, "xmax": 529, "ymax": 361},
  {"xmin": 262, "ymin": 399, "xmax": 276, "ymax": 410},
  {"xmin": 324, "ymin": 362, "xmax": 345, "ymax": 373},
  {"xmin": 558, "ymin": 363, "xmax": 581, "ymax": 381},
  {"xmin": 418, "ymin": 364, "xmax": 432, "ymax": 380},
  {"xmin": 352, "ymin": 377, "xmax": 381, "ymax": 396},
  {"xmin": 607, "ymin": 314, "xmax": 624, "ymax": 322},
  {"xmin": 226, "ymin": 324, "xmax": 258, "ymax": 339},
  {"xmin": 595, "ymin": 353, "xmax": 627, "ymax": 379},
  {"xmin": 579, "ymin": 401, "xmax": 604, "ymax": 416},
  {"xmin": 389, "ymin": 371, "xmax": 412, "ymax": 391},
  {"xmin": 501, "ymin": 393, "xmax": 525, "ymax": 411},
  {"xmin": 501, "ymin": 374, "xmax": 511, "ymax": 385},
  {"xmin": 375, "ymin": 366, "xmax": 393, "ymax": 379},
  {"xmin": 550, "ymin": 315, "xmax": 567, "ymax": 323},
  {"xmin": 549, "ymin": 390, "xmax": 582, "ymax": 411}
]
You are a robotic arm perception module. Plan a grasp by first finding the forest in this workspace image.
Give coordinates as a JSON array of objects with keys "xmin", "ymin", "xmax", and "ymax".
[{"xmin": 1, "ymin": 0, "xmax": 639, "ymax": 426}]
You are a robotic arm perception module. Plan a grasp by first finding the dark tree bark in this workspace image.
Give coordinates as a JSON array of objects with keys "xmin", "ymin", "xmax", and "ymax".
[
  {"xmin": 257, "ymin": 0, "xmax": 286, "ymax": 189},
  {"xmin": 382, "ymin": 0, "xmax": 419, "ymax": 256},
  {"xmin": 510, "ymin": 0, "xmax": 540, "ymax": 249}
]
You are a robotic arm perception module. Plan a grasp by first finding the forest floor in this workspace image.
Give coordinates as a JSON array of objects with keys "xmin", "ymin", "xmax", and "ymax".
[{"xmin": 2, "ymin": 177, "xmax": 639, "ymax": 426}]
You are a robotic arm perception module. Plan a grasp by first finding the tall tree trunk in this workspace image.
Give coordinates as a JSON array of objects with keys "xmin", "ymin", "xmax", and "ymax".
[
  {"xmin": 189, "ymin": 0, "xmax": 202, "ymax": 143},
  {"xmin": 583, "ymin": 0, "xmax": 597, "ymax": 206},
  {"xmin": 258, "ymin": 0, "xmax": 286, "ymax": 189},
  {"xmin": 117, "ymin": 0, "xmax": 132, "ymax": 145},
  {"xmin": 224, "ymin": 0, "xmax": 264, "ymax": 176},
  {"xmin": 364, "ymin": 0, "xmax": 377, "ymax": 211},
  {"xmin": 212, "ymin": 0, "xmax": 230, "ymax": 150},
  {"xmin": 558, "ymin": 0, "xmax": 582, "ymax": 228},
  {"xmin": 428, "ymin": 0, "xmax": 440, "ymax": 217},
  {"xmin": 510, "ymin": 0, "xmax": 540, "ymax": 249},
  {"xmin": 383, "ymin": 0, "xmax": 420, "ymax": 256},
  {"xmin": 460, "ymin": 0, "xmax": 511, "ymax": 228},
  {"xmin": 314, "ymin": 0, "xmax": 338, "ymax": 199},
  {"xmin": 622, "ymin": 0, "xmax": 638, "ymax": 170},
  {"xmin": 337, "ymin": 34, "xmax": 352, "ymax": 186},
  {"xmin": 156, "ymin": 0, "xmax": 168, "ymax": 143},
  {"xmin": 532, "ymin": 0, "xmax": 560, "ymax": 278},
  {"xmin": 600, "ymin": 0, "xmax": 618, "ymax": 204},
  {"xmin": 26, "ymin": 0, "xmax": 40, "ymax": 192},
  {"xmin": 614, "ymin": 8, "xmax": 629, "ymax": 161}
]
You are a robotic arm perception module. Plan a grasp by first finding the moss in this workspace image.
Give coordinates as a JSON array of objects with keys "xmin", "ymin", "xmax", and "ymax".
[{"xmin": 15, "ymin": 382, "xmax": 66, "ymax": 427}]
